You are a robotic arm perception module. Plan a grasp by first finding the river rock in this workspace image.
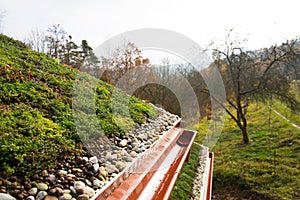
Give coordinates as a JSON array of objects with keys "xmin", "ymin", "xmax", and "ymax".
[
  {"xmin": 130, "ymin": 151, "xmax": 138, "ymax": 158},
  {"xmin": 99, "ymin": 166, "xmax": 107, "ymax": 177},
  {"xmin": 105, "ymin": 152, "xmax": 112, "ymax": 160},
  {"xmin": 123, "ymin": 156, "xmax": 132, "ymax": 162},
  {"xmin": 97, "ymin": 174, "xmax": 106, "ymax": 182},
  {"xmin": 119, "ymin": 139, "xmax": 127, "ymax": 147},
  {"xmin": 37, "ymin": 183, "xmax": 48, "ymax": 191},
  {"xmin": 115, "ymin": 161, "xmax": 126, "ymax": 171},
  {"xmin": 48, "ymin": 188, "xmax": 56, "ymax": 196},
  {"xmin": 54, "ymin": 187, "xmax": 63, "ymax": 196},
  {"xmin": 57, "ymin": 170, "xmax": 68, "ymax": 176},
  {"xmin": 48, "ymin": 174, "xmax": 56, "ymax": 184},
  {"xmin": 2, "ymin": 180, "xmax": 12, "ymax": 186},
  {"xmin": 105, "ymin": 164, "xmax": 116, "ymax": 174},
  {"xmin": 28, "ymin": 187, "xmax": 38, "ymax": 196},
  {"xmin": 111, "ymin": 154, "xmax": 118, "ymax": 160},
  {"xmin": 58, "ymin": 193, "xmax": 72, "ymax": 200},
  {"xmin": 44, "ymin": 196, "xmax": 59, "ymax": 200},
  {"xmin": 62, "ymin": 189, "xmax": 71, "ymax": 194},
  {"xmin": 72, "ymin": 168, "xmax": 83, "ymax": 173},
  {"xmin": 77, "ymin": 194, "xmax": 89, "ymax": 200},
  {"xmin": 84, "ymin": 186, "xmax": 95, "ymax": 198},
  {"xmin": 93, "ymin": 163, "xmax": 99, "ymax": 173},
  {"xmin": 67, "ymin": 174, "xmax": 76, "ymax": 179},
  {"xmin": 82, "ymin": 157, "xmax": 89, "ymax": 162},
  {"xmin": 26, "ymin": 196, "xmax": 35, "ymax": 200},
  {"xmin": 85, "ymin": 179, "xmax": 92, "ymax": 187},
  {"xmin": 92, "ymin": 179, "xmax": 102, "ymax": 188},
  {"xmin": 74, "ymin": 181, "xmax": 85, "ymax": 194},
  {"xmin": 0, "ymin": 193, "xmax": 16, "ymax": 200},
  {"xmin": 41, "ymin": 170, "xmax": 49, "ymax": 177},
  {"xmin": 36, "ymin": 191, "xmax": 47, "ymax": 200},
  {"xmin": 89, "ymin": 156, "xmax": 98, "ymax": 164}
]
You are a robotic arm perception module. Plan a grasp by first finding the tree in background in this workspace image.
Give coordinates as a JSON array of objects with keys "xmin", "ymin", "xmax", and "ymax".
[
  {"xmin": 81, "ymin": 40, "xmax": 99, "ymax": 68},
  {"xmin": 100, "ymin": 42, "xmax": 149, "ymax": 85},
  {"xmin": 98, "ymin": 45, "xmax": 186, "ymax": 115},
  {"xmin": 132, "ymin": 61, "xmax": 211, "ymax": 118},
  {"xmin": 24, "ymin": 28, "xmax": 46, "ymax": 53},
  {"xmin": 209, "ymin": 32, "xmax": 300, "ymax": 144},
  {"xmin": 176, "ymin": 64, "xmax": 211, "ymax": 119},
  {"xmin": 60, "ymin": 35, "xmax": 81, "ymax": 68},
  {"xmin": 133, "ymin": 60, "xmax": 183, "ymax": 116},
  {"xmin": 25, "ymin": 24, "xmax": 99, "ymax": 69},
  {"xmin": 45, "ymin": 24, "xmax": 67, "ymax": 59}
]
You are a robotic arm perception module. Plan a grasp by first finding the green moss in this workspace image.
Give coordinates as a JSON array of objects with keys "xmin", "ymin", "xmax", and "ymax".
[
  {"xmin": 170, "ymin": 144, "xmax": 201, "ymax": 199},
  {"xmin": 0, "ymin": 103, "xmax": 74, "ymax": 176},
  {"xmin": 0, "ymin": 34, "xmax": 158, "ymax": 177}
]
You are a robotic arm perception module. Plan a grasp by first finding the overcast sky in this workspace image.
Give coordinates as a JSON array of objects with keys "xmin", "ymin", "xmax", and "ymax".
[{"xmin": 1, "ymin": 0, "xmax": 300, "ymax": 61}]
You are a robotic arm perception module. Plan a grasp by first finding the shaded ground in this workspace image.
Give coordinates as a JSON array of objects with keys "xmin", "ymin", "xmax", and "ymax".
[{"xmin": 211, "ymin": 182, "xmax": 271, "ymax": 200}]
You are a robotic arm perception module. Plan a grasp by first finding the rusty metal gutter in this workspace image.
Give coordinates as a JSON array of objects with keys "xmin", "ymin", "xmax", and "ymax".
[
  {"xmin": 141, "ymin": 130, "xmax": 197, "ymax": 200},
  {"xmin": 92, "ymin": 120, "xmax": 214, "ymax": 200},
  {"xmin": 205, "ymin": 152, "xmax": 214, "ymax": 200}
]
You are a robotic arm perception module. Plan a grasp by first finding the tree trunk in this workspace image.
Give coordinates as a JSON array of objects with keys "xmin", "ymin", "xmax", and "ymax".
[
  {"xmin": 236, "ymin": 94, "xmax": 249, "ymax": 144},
  {"xmin": 241, "ymin": 108, "xmax": 249, "ymax": 144},
  {"xmin": 241, "ymin": 126, "xmax": 249, "ymax": 144}
]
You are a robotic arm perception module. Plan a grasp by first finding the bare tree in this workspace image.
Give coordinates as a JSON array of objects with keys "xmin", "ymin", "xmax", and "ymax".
[
  {"xmin": 25, "ymin": 28, "xmax": 46, "ymax": 53},
  {"xmin": 100, "ymin": 42, "xmax": 148, "ymax": 85},
  {"xmin": 208, "ymin": 32, "xmax": 299, "ymax": 144}
]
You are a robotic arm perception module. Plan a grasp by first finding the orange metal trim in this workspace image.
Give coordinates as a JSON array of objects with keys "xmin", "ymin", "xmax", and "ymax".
[
  {"xmin": 206, "ymin": 152, "xmax": 214, "ymax": 200},
  {"xmin": 105, "ymin": 127, "xmax": 184, "ymax": 200},
  {"xmin": 151, "ymin": 130, "xmax": 197, "ymax": 200},
  {"xmin": 92, "ymin": 120, "xmax": 213, "ymax": 200},
  {"xmin": 94, "ymin": 119, "xmax": 182, "ymax": 200}
]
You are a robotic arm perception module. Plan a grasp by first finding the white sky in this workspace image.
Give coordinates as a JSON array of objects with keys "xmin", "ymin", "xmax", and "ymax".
[{"xmin": 1, "ymin": 0, "xmax": 300, "ymax": 62}]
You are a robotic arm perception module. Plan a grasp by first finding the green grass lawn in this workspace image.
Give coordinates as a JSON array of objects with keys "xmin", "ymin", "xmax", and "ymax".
[
  {"xmin": 208, "ymin": 104, "xmax": 299, "ymax": 199},
  {"xmin": 271, "ymin": 83, "xmax": 300, "ymax": 126},
  {"xmin": 272, "ymin": 99, "xmax": 300, "ymax": 127},
  {"xmin": 172, "ymin": 103, "xmax": 300, "ymax": 199}
]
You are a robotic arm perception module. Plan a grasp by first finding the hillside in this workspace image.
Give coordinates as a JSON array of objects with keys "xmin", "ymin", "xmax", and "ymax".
[
  {"xmin": 195, "ymin": 103, "xmax": 300, "ymax": 199},
  {"xmin": 0, "ymin": 34, "xmax": 157, "ymax": 179}
]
